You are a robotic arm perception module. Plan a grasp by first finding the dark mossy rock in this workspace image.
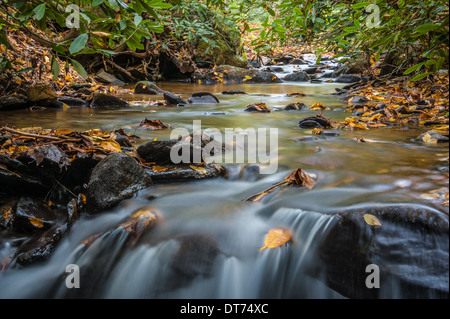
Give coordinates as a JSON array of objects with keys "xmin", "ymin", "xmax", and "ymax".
[
  {"xmin": 10, "ymin": 224, "xmax": 67, "ymax": 267},
  {"xmin": 12, "ymin": 197, "xmax": 57, "ymax": 233},
  {"xmin": 188, "ymin": 92, "xmax": 220, "ymax": 104},
  {"xmin": 17, "ymin": 144, "xmax": 70, "ymax": 172},
  {"xmin": 244, "ymin": 103, "xmax": 271, "ymax": 113},
  {"xmin": 318, "ymin": 205, "xmax": 449, "ymax": 298},
  {"xmin": 334, "ymin": 74, "xmax": 361, "ymax": 83},
  {"xmin": 0, "ymin": 154, "xmax": 54, "ymax": 196},
  {"xmin": 27, "ymin": 84, "xmax": 57, "ymax": 102},
  {"xmin": 0, "ymin": 93, "xmax": 32, "ymax": 111},
  {"xmin": 163, "ymin": 91, "xmax": 188, "ymax": 105},
  {"xmin": 304, "ymin": 67, "xmax": 319, "ymax": 74},
  {"xmin": 57, "ymin": 96, "xmax": 88, "ymax": 107},
  {"xmin": 191, "ymin": 65, "xmax": 281, "ymax": 84},
  {"xmin": 193, "ymin": 21, "xmax": 247, "ymax": 68},
  {"xmin": 146, "ymin": 163, "xmax": 224, "ymax": 183},
  {"xmin": 70, "ymin": 83, "xmax": 92, "ymax": 90},
  {"xmin": 222, "ymin": 90, "xmax": 247, "ymax": 95},
  {"xmin": 285, "ymin": 102, "xmax": 306, "ymax": 111},
  {"xmin": 134, "ymin": 81, "xmax": 164, "ymax": 94},
  {"xmin": 283, "ymin": 71, "xmax": 310, "ymax": 82},
  {"xmin": 171, "ymin": 233, "xmax": 220, "ymax": 279},
  {"xmin": 298, "ymin": 115, "xmax": 332, "ymax": 129},
  {"xmin": 86, "ymin": 153, "xmax": 152, "ymax": 213},
  {"xmin": 89, "ymin": 93, "xmax": 130, "ymax": 109}
]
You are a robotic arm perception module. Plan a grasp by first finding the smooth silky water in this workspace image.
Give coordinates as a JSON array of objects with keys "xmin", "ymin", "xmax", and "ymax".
[{"xmin": 0, "ymin": 80, "xmax": 448, "ymax": 298}]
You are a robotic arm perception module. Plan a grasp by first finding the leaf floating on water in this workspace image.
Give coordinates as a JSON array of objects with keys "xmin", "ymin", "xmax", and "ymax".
[
  {"xmin": 260, "ymin": 228, "xmax": 292, "ymax": 251},
  {"xmin": 363, "ymin": 214, "xmax": 382, "ymax": 226}
]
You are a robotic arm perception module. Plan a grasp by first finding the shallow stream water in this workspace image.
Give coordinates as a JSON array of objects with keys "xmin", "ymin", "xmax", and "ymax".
[{"xmin": 0, "ymin": 76, "xmax": 448, "ymax": 299}]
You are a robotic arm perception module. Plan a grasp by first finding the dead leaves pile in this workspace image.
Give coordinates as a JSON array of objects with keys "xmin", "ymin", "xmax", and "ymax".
[
  {"xmin": 338, "ymin": 77, "xmax": 449, "ymax": 133},
  {"xmin": 0, "ymin": 126, "xmax": 140, "ymax": 164}
]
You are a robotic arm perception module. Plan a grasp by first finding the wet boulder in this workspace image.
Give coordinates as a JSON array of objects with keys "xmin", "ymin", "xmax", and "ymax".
[
  {"xmin": 416, "ymin": 131, "xmax": 449, "ymax": 143},
  {"xmin": 335, "ymin": 74, "xmax": 361, "ymax": 83},
  {"xmin": 285, "ymin": 102, "xmax": 306, "ymax": 111},
  {"xmin": 191, "ymin": 65, "xmax": 282, "ymax": 84},
  {"xmin": 0, "ymin": 154, "xmax": 54, "ymax": 196},
  {"xmin": 17, "ymin": 144, "xmax": 70, "ymax": 173},
  {"xmin": 318, "ymin": 205, "xmax": 449, "ymax": 298},
  {"xmin": 27, "ymin": 84, "xmax": 57, "ymax": 103},
  {"xmin": 86, "ymin": 153, "xmax": 152, "ymax": 213},
  {"xmin": 12, "ymin": 197, "xmax": 57, "ymax": 233},
  {"xmin": 0, "ymin": 93, "xmax": 31, "ymax": 111},
  {"xmin": 171, "ymin": 233, "xmax": 221, "ymax": 279},
  {"xmin": 244, "ymin": 103, "xmax": 271, "ymax": 113},
  {"xmin": 146, "ymin": 163, "xmax": 224, "ymax": 183},
  {"xmin": 163, "ymin": 91, "xmax": 188, "ymax": 106},
  {"xmin": 283, "ymin": 71, "xmax": 310, "ymax": 82},
  {"xmin": 134, "ymin": 81, "xmax": 164, "ymax": 95},
  {"xmin": 137, "ymin": 140, "xmax": 179, "ymax": 164},
  {"xmin": 188, "ymin": 92, "xmax": 220, "ymax": 104},
  {"xmin": 57, "ymin": 96, "xmax": 88, "ymax": 107},
  {"xmin": 89, "ymin": 93, "xmax": 130, "ymax": 109},
  {"xmin": 298, "ymin": 115, "xmax": 333, "ymax": 129}
]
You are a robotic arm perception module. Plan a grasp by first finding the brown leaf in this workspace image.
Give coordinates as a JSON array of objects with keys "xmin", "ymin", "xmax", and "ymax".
[{"xmin": 284, "ymin": 168, "xmax": 316, "ymax": 189}]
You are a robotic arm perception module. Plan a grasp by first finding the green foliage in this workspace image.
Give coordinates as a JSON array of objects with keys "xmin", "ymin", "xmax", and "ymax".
[{"xmin": 233, "ymin": 0, "xmax": 449, "ymax": 78}]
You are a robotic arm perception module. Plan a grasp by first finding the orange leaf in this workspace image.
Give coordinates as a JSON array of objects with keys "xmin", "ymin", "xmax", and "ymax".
[
  {"xmin": 363, "ymin": 214, "xmax": 382, "ymax": 226},
  {"xmin": 260, "ymin": 228, "xmax": 292, "ymax": 251},
  {"xmin": 28, "ymin": 217, "xmax": 44, "ymax": 228}
]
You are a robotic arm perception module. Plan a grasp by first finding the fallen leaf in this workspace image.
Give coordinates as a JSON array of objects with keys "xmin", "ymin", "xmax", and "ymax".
[
  {"xmin": 363, "ymin": 214, "xmax": 382, "ymax": 226},
  {"xmin": 100, "ymin": 140, "xmax": 122, "ymax": 152},
  {"xmin": 260, "ymin": 228, "xmax": 292, "ymax": 251},
  {"xmin": 28, "ymin": 217, "xmax": 44, "ymax": 228},
  {"xmin": 190, "ymin": 165, "xmax": 207, "ymax": 174},
  {"xmin": 152, "ymin": 165, "xmax": 169, "ymax": 172},
  {"xmin": 284, "ymin": 168, "xmax": 316, "ymax": 189}
]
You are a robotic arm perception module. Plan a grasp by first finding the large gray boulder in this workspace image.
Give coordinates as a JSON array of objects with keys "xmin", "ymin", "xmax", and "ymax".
[{"xmin": 86, "ymin": 153, "xmax": 151, "ymax": 212}]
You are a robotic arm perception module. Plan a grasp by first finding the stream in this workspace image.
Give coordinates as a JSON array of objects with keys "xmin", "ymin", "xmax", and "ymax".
[{"xmin": 0, "ymin": 71, "xmax": 449, "ymax": 299}]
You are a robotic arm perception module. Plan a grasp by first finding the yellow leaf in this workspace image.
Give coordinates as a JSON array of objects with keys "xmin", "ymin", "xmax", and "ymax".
[
  {"xmin": 363, "ymin": 214, "xmax": 382, "ymax": 226},
  {"xmin": 28, "ymin": 217, "xmax": 44, "ymax": 229},
  {"xmin": 92, "ymin": 31, "xmax": 112, "ymax": 37},
  {"xmin": 244, "ymin": 75, "xmax": 252, "ymax": 80},
  {"xmin": 260, "ymin": 228, "xmax": 292, "ymax": 251},
  {"xmin": 190, "ymin": 165, "xmax": 207, "ymax": 174},
  {"xmin": 100, "ymin": 140, "xmax": 122, "ymax": 152},
  {"xmin": 152, "ymin": 165, "xmax": 169, "ymax": 173},
  {"xmin": 309, "ymin": 102, "xmax": 327, "ymax": 111},
  {"xmin": 422, "ymin": 133, "xmax": 438, "ymax": 144}
]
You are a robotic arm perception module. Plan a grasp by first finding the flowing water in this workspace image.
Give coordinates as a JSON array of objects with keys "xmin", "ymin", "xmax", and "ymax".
[{"xmin": 0, "ymin": 76, "xmax": 448, "ymax": 299}]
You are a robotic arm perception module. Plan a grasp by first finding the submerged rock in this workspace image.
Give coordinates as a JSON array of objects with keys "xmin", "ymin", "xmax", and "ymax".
[
  {"xmin": 86, "ymin": 153, "xmax": 151, "ymax": 213},
  {"xmin": 283, "ymin": 71, "xmax": 310, "ymax": 82},
  {"xmin": 89, "ymin": 93, "xmax": 129, "ymax": 109}
]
